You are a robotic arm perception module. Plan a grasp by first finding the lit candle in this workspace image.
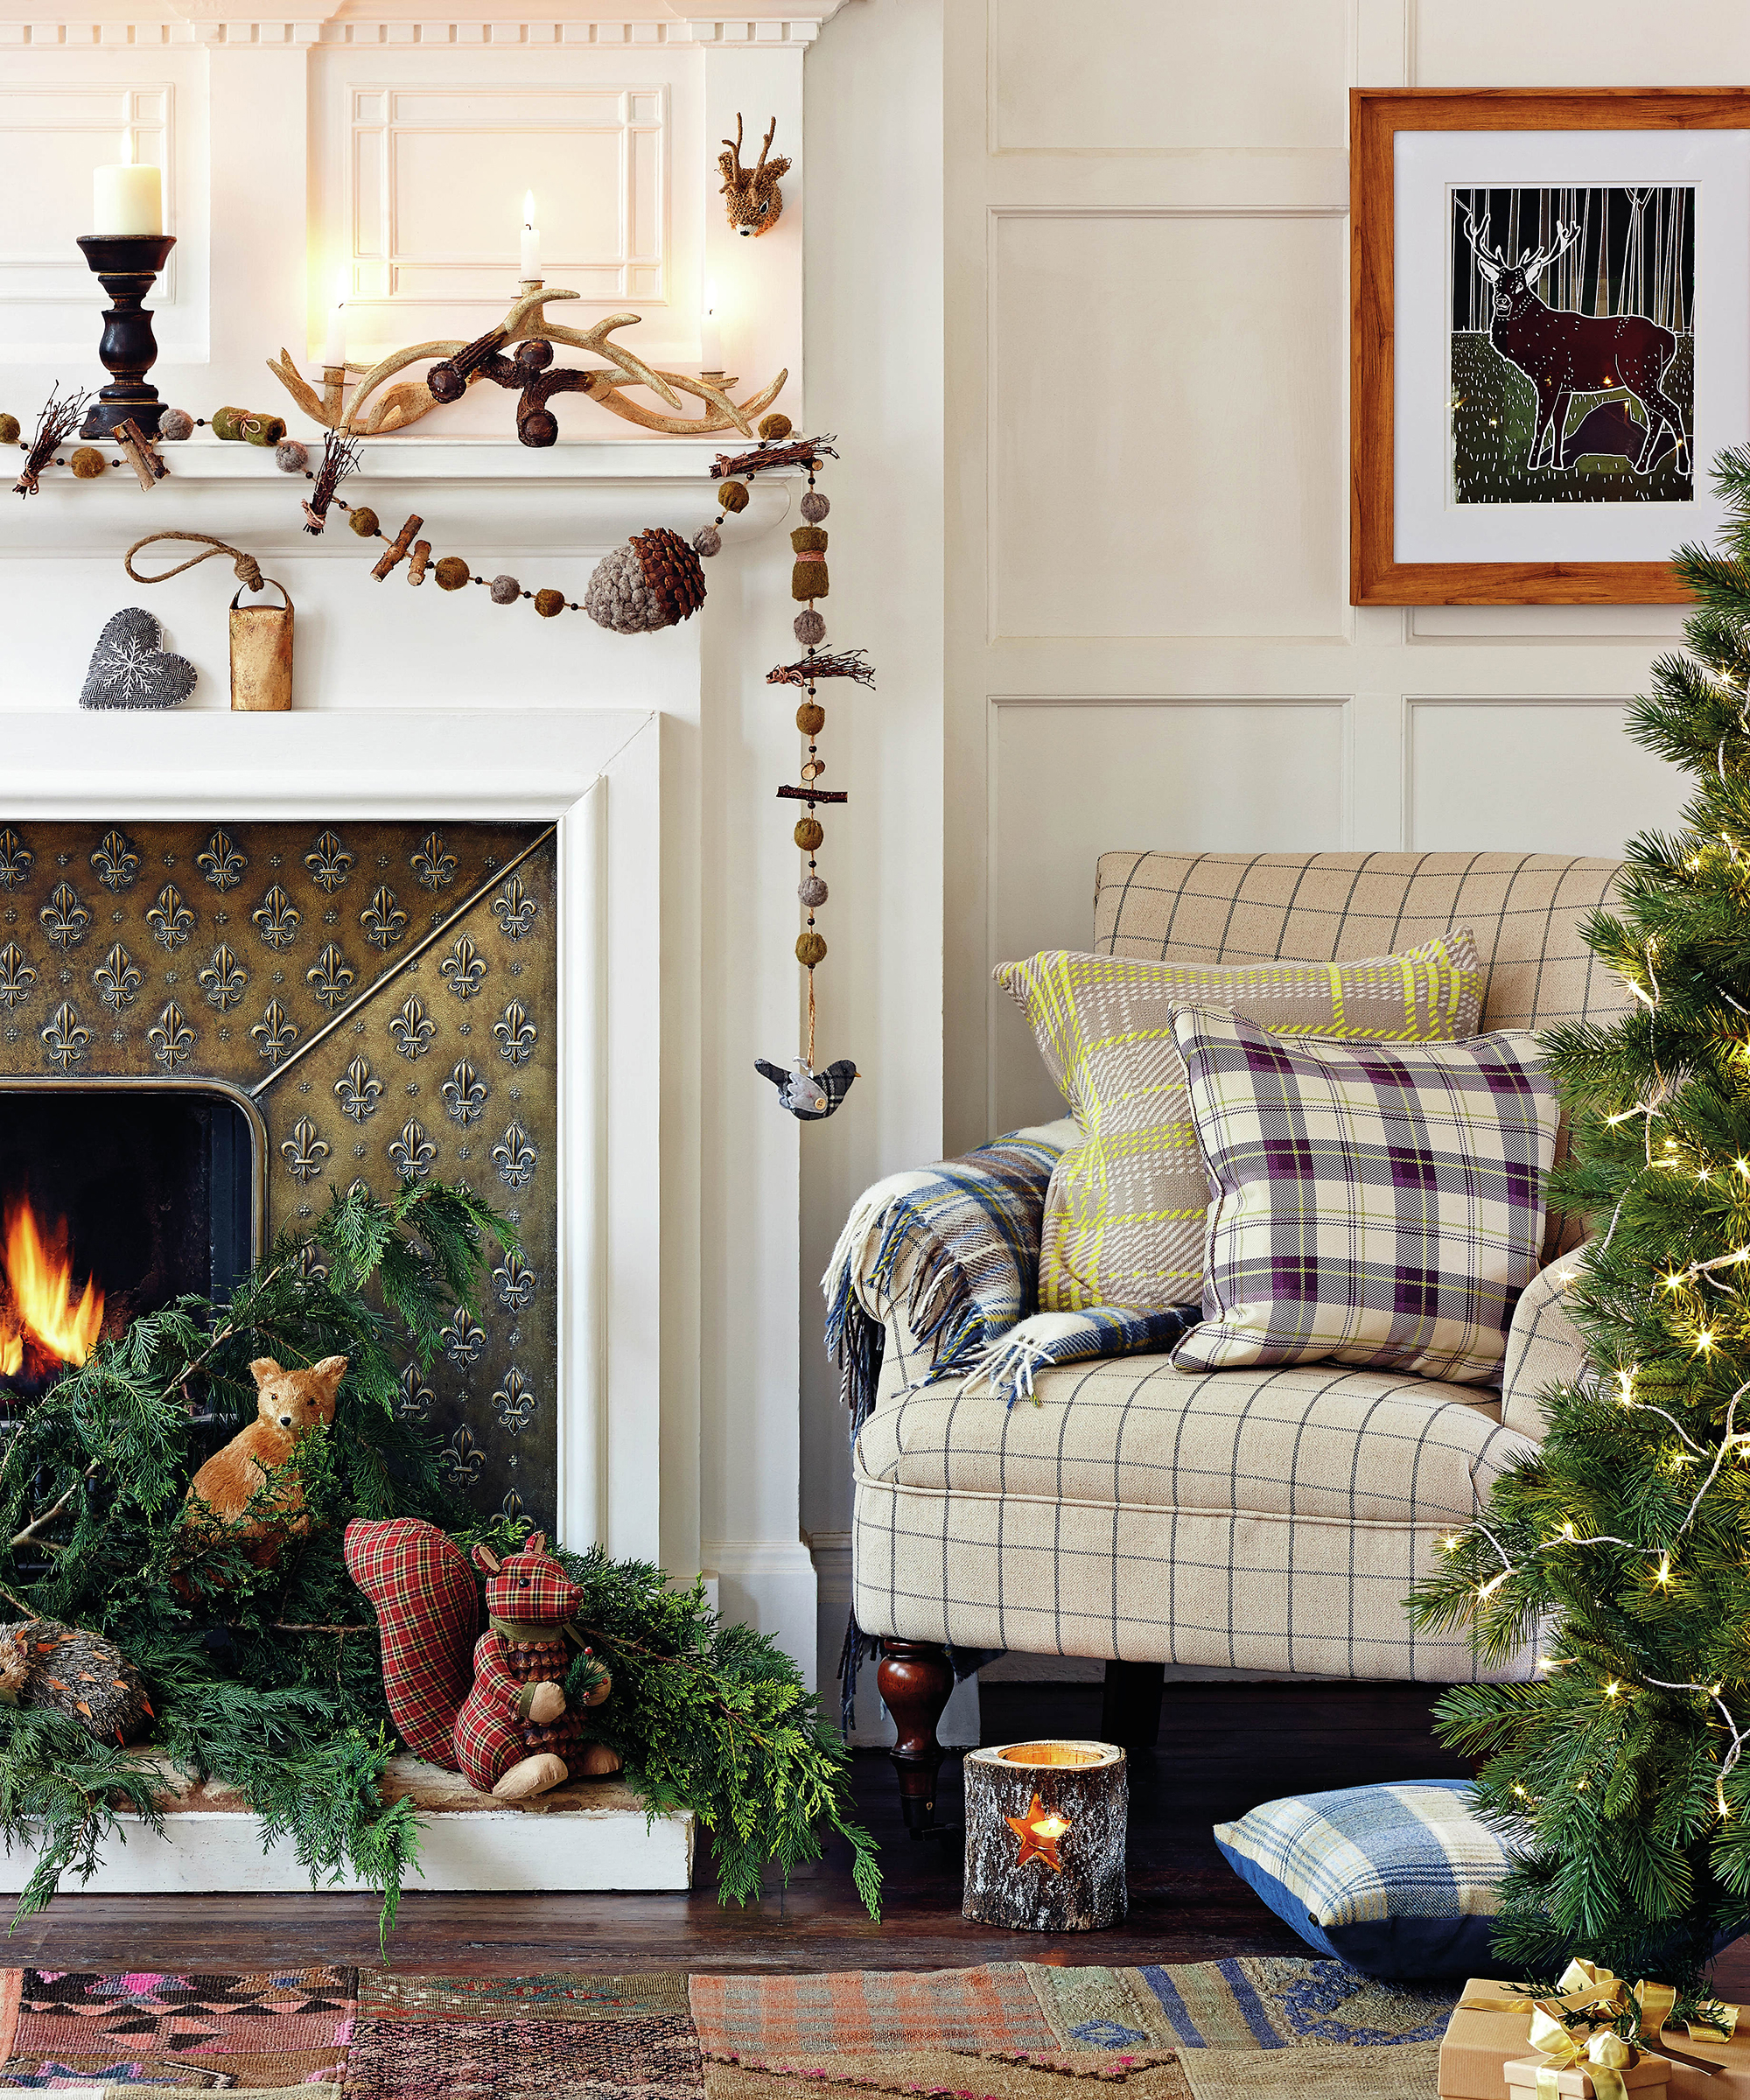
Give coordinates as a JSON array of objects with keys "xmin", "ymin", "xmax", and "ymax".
[
  {"xmin": 92, "ymin": 128, "xmax": 162, "ymax": 238},
  {"xmin": 520, "ymin": 191, "xmax": 540, "ymax": 279},
  {"xmin": 322, "ymin": 269, "xmax": 347, "ymax": 368},
  {"xmin": 700, "ymin": 275, "xmax": 722, "ymax": 372}
]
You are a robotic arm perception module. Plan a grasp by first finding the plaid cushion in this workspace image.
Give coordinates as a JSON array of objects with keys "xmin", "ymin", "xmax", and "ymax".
[
  {"xmin": 997, "ymin": 936, "xmax": 1482, "ymax": 1315},
  {"xmin": 344, "ymin": 1516, "xmax": 479, "ymax": 1766},
  {"xmin": 1171, "ymin": 1012, "xmax": 1558, "ymax": 1386},
  {"xmin": 1213, "ymin": 1780, "xmax": 1516, "ymax": 1978}
]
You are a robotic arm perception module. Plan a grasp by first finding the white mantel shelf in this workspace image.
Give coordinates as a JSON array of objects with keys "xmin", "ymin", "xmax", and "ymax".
[{"xmin": 3, "ymin": 436, "xmax": 797, "ymax": 556}]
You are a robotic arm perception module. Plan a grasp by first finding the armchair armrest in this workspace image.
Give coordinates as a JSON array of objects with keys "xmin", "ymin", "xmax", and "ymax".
[
  {"xmin": 822, "ymin": 1117, "xmax": 1078, "ymax": 1431},
  {"xmin": 1500, "ymin": 1246, "xmax": 1593, "ymax": 1442}
]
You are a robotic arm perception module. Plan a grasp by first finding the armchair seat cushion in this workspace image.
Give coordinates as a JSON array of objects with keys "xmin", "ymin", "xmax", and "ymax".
[
  {"xmin": 856, "ymin": 1356, "xmax": 1529, "ymax": 1523},
  {"xmin": 851, "ymin": 1356, "xmax": 1536, "ymax": 1680}
]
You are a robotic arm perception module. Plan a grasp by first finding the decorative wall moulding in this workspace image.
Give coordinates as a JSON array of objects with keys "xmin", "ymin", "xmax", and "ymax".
[{"xmin": 0, "ymin": 14, "xmax": 843, "ymax": 43}]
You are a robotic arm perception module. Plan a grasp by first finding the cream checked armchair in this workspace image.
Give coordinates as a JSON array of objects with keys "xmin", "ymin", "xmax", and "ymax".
[{"xmin": 833, "ymin": 850, "xmax": 1625, "ymax": 1833}]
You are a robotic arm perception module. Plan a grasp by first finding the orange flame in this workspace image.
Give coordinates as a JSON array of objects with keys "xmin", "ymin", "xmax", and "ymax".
[{"xmin": 0, "ymin": 1199, "xmax": 103, "ymax": 1374}]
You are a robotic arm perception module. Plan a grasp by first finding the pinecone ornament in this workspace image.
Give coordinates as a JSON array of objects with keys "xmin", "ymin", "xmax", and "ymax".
[{"xmin": 584, "ymin": 527, "xmax": 708, "ymax": 634}]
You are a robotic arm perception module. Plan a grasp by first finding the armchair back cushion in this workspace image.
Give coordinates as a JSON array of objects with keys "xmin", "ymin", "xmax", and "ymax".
[{"xmin": 1095, "ymin": 851, "xmax": 1628, "ymax": 1259}]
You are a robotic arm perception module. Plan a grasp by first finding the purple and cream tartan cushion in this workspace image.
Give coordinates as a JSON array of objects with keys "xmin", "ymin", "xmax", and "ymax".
[{"xmin": 1169, "ymin": 1009, "xmax": 1558, "ymax": 1386}]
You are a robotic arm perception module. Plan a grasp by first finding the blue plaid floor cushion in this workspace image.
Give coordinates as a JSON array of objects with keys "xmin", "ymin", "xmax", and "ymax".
[{"xmin": 1214, "ymin": 1779, "xmax": 1516, "ymax": 1978}]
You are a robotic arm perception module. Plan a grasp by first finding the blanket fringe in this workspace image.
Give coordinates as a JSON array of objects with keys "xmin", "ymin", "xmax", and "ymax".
[
  {"xmin": 956, "ymin": 1328, "xmax": 1053, "ymax": 1407},
  {"xmin": 822, "ymin": 1196, "xmax": 985, "ymax": 1382}
]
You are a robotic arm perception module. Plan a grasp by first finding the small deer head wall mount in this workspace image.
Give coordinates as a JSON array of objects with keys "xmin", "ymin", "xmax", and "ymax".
[{"xmin": 719, "ymin": 114, "xmax": 789, "ymax": 237}]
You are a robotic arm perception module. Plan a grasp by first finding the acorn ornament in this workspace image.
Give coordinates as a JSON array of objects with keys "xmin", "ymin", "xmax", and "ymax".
[{"xmin": 584, "ymin": 526, "xmax": 707, "ymax": 634}]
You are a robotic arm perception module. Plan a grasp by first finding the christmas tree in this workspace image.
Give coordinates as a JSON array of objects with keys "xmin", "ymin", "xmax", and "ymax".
[{"xmin": 1411, "ymin": 448, "xmax": 1750, "ymax": 2002}]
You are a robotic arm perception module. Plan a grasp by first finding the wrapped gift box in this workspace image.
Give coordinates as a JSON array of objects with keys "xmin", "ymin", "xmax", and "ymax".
[
  {"xmin": 1442, "ymin": 1982, "xmax": 1748, "ymax": 2100},
  {"xmin": 1503, "ymin": 2050, "xmax": 1667, "ymax": 2097}
]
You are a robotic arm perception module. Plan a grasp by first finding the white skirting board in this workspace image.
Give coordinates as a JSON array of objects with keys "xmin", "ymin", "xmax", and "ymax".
[{"xmin": 0, "ymin": 1758, "xmax": 694, "ymax": 1896}]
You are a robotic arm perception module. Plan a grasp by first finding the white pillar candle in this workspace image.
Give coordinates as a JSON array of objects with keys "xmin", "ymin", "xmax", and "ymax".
[
  {"xmin": 520, "ymin": 192, "xmax": 540, "ymax": 278},
  {"xmin": 699, "ymin": 276, "xmax": 722, "ymax": 371},
  {"xmin": 92, "ymin": 129, "xmax": 162, "ymax": 237},
  {"xmin": 323, "ymin": 270, "xmax": 347, "ymax": 368}
]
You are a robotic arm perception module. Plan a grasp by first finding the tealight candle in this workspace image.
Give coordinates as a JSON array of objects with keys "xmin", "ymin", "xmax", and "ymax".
[
  {"xmin": 520, "ymin": 191, "xmax": 540, "ymax": 278},
  {"xmin": 700, "ymin": 276, "xmax": 722, "ymax": 372},
  {"xmin": 93, "ymin": 129, "xmax": 162, "ymax": 237}
]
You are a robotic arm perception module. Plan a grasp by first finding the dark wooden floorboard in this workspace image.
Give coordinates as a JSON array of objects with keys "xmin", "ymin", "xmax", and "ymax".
[{"xmin": 0, "ymin": 1681, "xmax": 1504, "ymax": 1975}]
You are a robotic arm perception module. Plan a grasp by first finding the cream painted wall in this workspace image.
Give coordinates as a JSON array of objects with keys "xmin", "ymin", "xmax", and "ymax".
[{"xmin": 942, "ymin": 0, "xmax": 1726, "ymax": 1156}]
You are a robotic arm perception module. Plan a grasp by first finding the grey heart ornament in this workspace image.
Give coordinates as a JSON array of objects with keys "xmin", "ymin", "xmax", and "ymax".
[{"xmin": 80, "ymin": 606, "xmax": 198, "ymax": 710}]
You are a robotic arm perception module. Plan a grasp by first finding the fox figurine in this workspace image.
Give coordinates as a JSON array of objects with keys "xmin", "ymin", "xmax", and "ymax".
[{"xmin": 184, "ymin": 1354, "xmax": 345, "ymax": 1567}]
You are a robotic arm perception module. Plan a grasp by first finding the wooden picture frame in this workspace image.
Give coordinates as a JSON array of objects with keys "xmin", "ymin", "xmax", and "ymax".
[{"xmin": 1352, "ymin": 87, "xmax": 1750, "ymax": 605}]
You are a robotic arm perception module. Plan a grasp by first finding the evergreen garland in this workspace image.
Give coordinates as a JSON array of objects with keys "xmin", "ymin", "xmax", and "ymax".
[
  {"xmin": 1410, "ymin": 447, "xmax": 1750, "ymax": 2005},
  {"xmin": 0, "ymin": 1180, "xmax": 879, "ymax": 1934}
]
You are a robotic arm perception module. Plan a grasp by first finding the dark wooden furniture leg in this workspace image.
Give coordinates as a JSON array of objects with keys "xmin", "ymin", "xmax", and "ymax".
[
  {"xmin": 878, "ymin": 1638, "xmax": 956, "ymax": 1835},
  {"xmin": 1102, "ymin": 1658, "xmax": 1166, "ymax": 1748}
]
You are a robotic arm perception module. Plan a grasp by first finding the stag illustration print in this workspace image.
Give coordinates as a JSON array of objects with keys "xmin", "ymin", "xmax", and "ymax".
[{"xmin": 1451, "ymin": 186, "xmax": 1693, "ymax": 506}]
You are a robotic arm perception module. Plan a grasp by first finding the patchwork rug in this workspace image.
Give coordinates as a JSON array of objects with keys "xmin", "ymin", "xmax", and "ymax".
[{"xmin": 0, "ymin": 1962, "xmax": 1452, "ymax": 2099}]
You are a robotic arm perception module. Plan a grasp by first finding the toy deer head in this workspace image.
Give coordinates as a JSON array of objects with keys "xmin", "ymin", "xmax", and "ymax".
[{"xmin": 719, "ymin": 114, "xmax": 788, "ymax": 238}]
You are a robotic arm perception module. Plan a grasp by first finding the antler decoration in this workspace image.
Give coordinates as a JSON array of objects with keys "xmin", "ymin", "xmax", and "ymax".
[{"xmin": 267, "ymin": 286, "xmax": 787, "ymax": 441}]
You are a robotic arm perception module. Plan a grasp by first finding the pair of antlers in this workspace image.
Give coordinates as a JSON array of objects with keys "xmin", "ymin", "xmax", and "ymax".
[
  {"xmin": 1459, "ymin": 201, "xmax": 1582, "ymax": 280},
  {"xmin": 720, "ymin": 114, "xmax": 788, "ymax": 191}
]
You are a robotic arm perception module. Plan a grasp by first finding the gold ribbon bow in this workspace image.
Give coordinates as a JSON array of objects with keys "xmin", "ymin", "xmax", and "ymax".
[{"xmin": 1525, "ymin": 1992, "xmax": 1635, "ymax": 2100}]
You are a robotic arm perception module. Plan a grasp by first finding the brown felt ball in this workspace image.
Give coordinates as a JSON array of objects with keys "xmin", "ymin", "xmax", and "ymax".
[
  {"xmin": 799, "ymin": 875, "xmax": 828, "ymax": 907},
  {"xmin": 794, "ymin": 818, "xmax": 823, "ymax": 851},
  {"xmin": 348, "ymin": 507, "xmax": 380, "ymax": 538},
  {"xmin": 490, "ymin": 574, "xmax": 521, "ymax": 605},
  {"xmin": 0, "ymin": 415, "xmax": 19, "ymax": 445},
  {"xmin": 800, "ymin": 490, "xmax": 830, "ymax": 523},
  {"xmin": 796, "ymin": 702, "xmax": 825, "ymax": 735},
  {"xmin": 718, "ymin": 480, "xmax": 750, "ymax": 514},
  {"xmin": 794, "ymin": 609, "xmax": 826, "ymax": 647},
  {"xmin": 795, "ymin": 932, "xmax": 827, "ymax": 968},
  {"xmin": 275, "ymin": 439, "xmax": 308, "ymax": 474},
  {"xmin": 435, "ymin": 556, "xmax": 471, "ymax": 591},
  {"xmin": 69, "ymin": 448, "xmax": 107, "ymax": 480},
  {"xmin": 535, "ymin": 589, "xmax": 565, "ymax": 618},
  {"xmin": 158, "ymin": 410, "xmax": 194, "ymax": 442},
  {"xmin": 759, "ymin": 413, "xmax": 793, "ymax": 441},
  {"xmin": 693, "ymin": 526, "xmax": 722, "ymax": 557}
]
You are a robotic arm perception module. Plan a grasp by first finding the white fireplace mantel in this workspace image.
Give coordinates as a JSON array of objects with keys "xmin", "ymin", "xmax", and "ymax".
[{"xmin": 0, "ymin": 707, "xmax": 670, "ymax": 1569}]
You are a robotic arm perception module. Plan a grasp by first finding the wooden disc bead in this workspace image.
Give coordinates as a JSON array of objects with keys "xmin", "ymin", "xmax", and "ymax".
[
  {"xmin": 435, "ymin": 556, "xmax": 471, "ymax": 591},
  {"xmin": 489, "ymin": 573, "xmax": 521, "ymax": 605},
  {"xmin": 348, "ymin": 507, "xmax": 380, "ymax": 537},
  {"xmin": 535, "ymin": 588, "xmax": 566, "ymax": 618},
  {"xmin": 69, "ymin": 447, "xmax": 107, "ymax": 479},
  {"xmin": 796, "ymin": 702, "xmax": 825, "ymax": 735},
  {"xmin": 718, "ymin": 480, "xmax": 750, "ymax": 514},
  {"xmin": 759, "ymin": 413, "xmax": 794, "ymax": 440},
  {"xmin": 796, "ymin": 932, "xmax": 827, "ymax": 967},
  {"xmin": 0, "ymin": 415, "xmax": 19, "ymax": 445},
  {"xmin": 794, "ymin": 818, "xmax": 823, "ymax": 851}
]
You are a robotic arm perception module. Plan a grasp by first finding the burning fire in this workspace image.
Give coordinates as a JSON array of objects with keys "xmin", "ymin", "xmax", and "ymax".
[{"xmin": 0, "ymin": 1198, "xmax": 104, "ymax": 1378}]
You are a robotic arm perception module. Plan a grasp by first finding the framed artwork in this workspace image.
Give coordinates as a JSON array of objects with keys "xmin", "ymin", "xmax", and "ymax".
[{"xmin": 1351, "ymin": 88, "xmax": 1750, "ymax": 605}]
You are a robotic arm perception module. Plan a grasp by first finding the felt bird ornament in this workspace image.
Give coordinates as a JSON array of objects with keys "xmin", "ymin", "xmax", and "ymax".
[{"xmin": 755, "ymin": 1056, "xmax": 858, "ymax": 1120}]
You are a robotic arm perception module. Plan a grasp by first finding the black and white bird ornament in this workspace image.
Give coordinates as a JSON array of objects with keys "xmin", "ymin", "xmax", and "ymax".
[{"xmin": 755, "ymin": 1056, "xmax": 858, "ymax": 1120}]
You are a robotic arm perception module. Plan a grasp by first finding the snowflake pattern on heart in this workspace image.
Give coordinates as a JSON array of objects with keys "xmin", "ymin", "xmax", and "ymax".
[{"xmin": 80, "ymin": 607, "xmax": 198, "ymax": 710}]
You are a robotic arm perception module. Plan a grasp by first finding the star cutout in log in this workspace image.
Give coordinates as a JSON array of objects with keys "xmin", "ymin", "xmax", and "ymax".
[{"xmin": 1006, "ymin": 1793, "xmax": 1072, "ymax": 1872}]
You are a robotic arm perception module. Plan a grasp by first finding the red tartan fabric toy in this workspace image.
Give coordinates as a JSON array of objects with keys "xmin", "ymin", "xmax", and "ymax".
[{"xmin": 344, "ymin": 1517, "xmax": 619, "ymax": 1799}]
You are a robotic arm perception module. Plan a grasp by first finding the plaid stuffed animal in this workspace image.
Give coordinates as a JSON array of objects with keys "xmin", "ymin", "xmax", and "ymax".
[{"xmin": 344, "ymin": 1518, "xmax": 617, "ymax": 1799}]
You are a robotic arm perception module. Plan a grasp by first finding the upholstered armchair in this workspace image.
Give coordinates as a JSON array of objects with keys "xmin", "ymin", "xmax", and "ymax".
[{"xmin": 830, "ymin": 850, "xmax": 1624, "ymax": 1832}]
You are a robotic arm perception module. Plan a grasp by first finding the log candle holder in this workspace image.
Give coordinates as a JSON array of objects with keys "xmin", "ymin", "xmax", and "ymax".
[
  {"xmin": 962, "ymin": 1740, "xmax": 1127, "ymax": 1932},
  {"xmin": 75, "ymin": 234, "xmax": 178, "ymax": 440}
]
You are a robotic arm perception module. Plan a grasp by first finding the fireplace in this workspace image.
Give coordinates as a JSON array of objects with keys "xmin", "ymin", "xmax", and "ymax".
[
  {"xmin": 0, "ymin": 819, "xmax": 556, "ymax": 1522},
  {"xmin": 0, "ymin": 1083, "xmax": 261, "ymax": 1397}
]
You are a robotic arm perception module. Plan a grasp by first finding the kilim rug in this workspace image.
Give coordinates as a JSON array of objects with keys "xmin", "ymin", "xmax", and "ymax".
[{"xmin": 0, "ymin": 1962, "xmax": 1452, "ymax": 2100}]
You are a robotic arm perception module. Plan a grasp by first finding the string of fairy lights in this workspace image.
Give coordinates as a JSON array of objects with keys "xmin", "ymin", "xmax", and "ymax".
[{"xmin": 1453, "ymin": 742, "xmax": 1750, "ymax": 1824}]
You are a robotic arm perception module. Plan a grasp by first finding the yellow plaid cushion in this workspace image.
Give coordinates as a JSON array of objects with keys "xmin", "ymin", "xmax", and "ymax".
[{"xmin": 996, "ymin": 934, "xmax": 1483, "ymax": 1313}]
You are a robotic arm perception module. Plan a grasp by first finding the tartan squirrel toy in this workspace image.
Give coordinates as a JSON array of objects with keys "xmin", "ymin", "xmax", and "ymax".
[{"xmin": 345, "ymin": 1518, "xmax": 620, "ymax": 1801}]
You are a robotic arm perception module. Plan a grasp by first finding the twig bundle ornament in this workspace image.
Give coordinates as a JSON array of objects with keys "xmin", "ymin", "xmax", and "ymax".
[
  {"xmin": 303, "ymin": 431, "xmax": 359, "ymax": 535},
  {"xmin": 13, "ymin": 388, "xmax": 89, "ymax": 498}
]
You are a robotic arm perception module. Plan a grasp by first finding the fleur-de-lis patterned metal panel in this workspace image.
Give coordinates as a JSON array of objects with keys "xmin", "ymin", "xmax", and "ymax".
[{"xmin": 0, "ymin": 822, "xmax": 556, "ymax": 1530}]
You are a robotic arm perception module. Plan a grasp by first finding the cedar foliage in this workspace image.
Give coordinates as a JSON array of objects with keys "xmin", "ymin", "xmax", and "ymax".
[
  {"xmin": 1410, "ymin": 447, "xmax": 1750, "ymax": 2000},
  {"xmin": 0, "ymin": 1181, "xmax": 879, "ymax": 1934}
]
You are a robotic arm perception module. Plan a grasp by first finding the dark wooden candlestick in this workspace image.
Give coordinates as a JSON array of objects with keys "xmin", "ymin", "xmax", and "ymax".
[{"xmin": 75, "ymin": 234, "xmax": 177, "ymax": 440}]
